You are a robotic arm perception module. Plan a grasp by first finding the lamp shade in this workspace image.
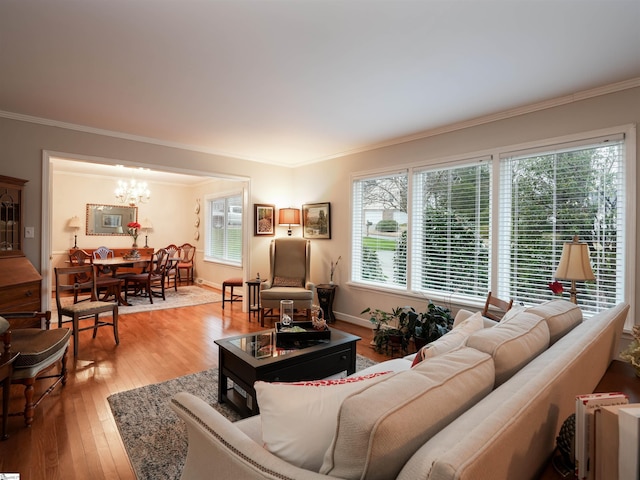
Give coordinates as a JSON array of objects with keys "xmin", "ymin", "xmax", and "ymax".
[
  {"xmin": 68, "ymin": 216, "xmax": 81, "ymax": 229},
  {"xmin": 278, "ymin": 208, "xmax": 300, "ymax": 226},
  {"xmin": 554, "ymin": 236, "xmax": 595, "ymax": 281},
  {"xmin": 140, "ymin": 218, "xmax": 153, "ymax": 230}
]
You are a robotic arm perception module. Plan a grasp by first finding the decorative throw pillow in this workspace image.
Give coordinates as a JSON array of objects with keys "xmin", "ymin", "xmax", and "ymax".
[
  {"xmin": 254, "ymin": 371, "xmax": 393, "ymax": 471},
  {"xmin": 411, "ymin": 311, "xmax": 485, "ymax": 367},
  {"xmin": 272, "ymin": 275, "xmax": 304, "ymax": 287}
]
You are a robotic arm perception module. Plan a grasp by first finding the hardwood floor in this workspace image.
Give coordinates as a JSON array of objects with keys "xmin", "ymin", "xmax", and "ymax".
[{"xmin": 0, "ymin": 289, "xmax": 388, "ymax": 480}]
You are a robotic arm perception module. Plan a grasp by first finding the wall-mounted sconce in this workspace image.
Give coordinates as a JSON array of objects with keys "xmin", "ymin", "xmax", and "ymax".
[
  {"xmin": 67, "ymin": 216, "xmax": 81, "ymax": 248},
  {"xmin": 140, "ymin": 218, "xmax": 153, "ymax": 248},
  {"xmin": 278, "ymin": 208, "xmax": 300, "ymax": 236}
]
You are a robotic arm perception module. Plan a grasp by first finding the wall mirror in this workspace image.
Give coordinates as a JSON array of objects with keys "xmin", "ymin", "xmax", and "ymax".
[{"xmin": 86, "ymin": 204, "xmax": 138, "ymax": 236}]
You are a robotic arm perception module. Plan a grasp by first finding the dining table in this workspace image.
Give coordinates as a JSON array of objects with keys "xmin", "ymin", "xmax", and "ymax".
[{"xmin": 92, "ymin": 256, "xmax": 152, "ymax": 306}]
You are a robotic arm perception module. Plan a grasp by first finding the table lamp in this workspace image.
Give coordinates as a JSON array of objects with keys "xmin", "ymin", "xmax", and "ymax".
[
  {"xmin": 554, "ymin": 235, "xmax": 595, "ymax": 304},
  {"xmin": 67, "ymin": 216, "xmax": 81, "ymax": 248},
  {"xmin": 278, "ymin": 208, "xmax": 300, "ymax": 236},
  {"xmin": 140, "ymin": 218, "xmax": 153, "ymax": 248}
]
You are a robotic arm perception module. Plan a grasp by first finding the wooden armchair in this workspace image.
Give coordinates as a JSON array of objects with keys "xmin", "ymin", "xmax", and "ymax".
[{"xmin": 0, "ymin": 311, "xmax": 71, "ymax": 427}]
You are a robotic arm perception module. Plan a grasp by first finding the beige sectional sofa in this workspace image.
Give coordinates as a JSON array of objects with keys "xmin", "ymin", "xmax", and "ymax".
[{"xmin": 170, "ymin": 300, "xmax": 629, "ymax": 480}]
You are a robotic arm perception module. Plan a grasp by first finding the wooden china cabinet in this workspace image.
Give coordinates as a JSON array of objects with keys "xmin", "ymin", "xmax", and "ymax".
[{"xmin": 0, "ymin": 175, "xmax": 42, "ymax": 314}]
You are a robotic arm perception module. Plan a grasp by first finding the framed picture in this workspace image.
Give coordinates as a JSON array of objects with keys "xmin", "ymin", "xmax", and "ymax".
[
  {"xmin": 101, "ymin": 214, "xmax": 123, "ymax": 228},
  {"xmin": 302, "ymin": 202, "xmax": 331, "ymax": 239},
  {"xmin": 254, "ymin": 203, "xmax": 275, "ymax": 236}
]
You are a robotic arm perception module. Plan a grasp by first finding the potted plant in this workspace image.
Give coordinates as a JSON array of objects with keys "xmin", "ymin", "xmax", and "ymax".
[
  {"xmin": 409, "ymin": 301, "xmax": 454, "ymax": 350},
  {"xmin": 361, "ymin": 306, "xmax": 410, "ymax": 354}
]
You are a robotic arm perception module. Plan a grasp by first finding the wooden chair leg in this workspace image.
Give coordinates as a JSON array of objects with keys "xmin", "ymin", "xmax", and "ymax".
[
  {"xmin": 92, "ymin": 314, "xmax": 99, "ymax": 338},
  {"xmin": 113, "ymin": 309, "xmax": 119, "ymax": 345},
  {"xmin": 22, "ymin": 378, "xmax": 35, "ymax": 427},
  {"xmin": 72, "ymin": 315, "xmax": 80, "ymax": 357}
]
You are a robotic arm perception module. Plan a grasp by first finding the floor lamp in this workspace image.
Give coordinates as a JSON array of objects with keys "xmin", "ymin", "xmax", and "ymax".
[{"xmin": 554, "ymin": 236, "xmax": 595, "ymax": 304}]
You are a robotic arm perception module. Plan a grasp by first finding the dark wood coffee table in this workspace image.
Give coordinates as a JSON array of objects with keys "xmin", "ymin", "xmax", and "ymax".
[{"xmin": 215, "ymin": 328, "xmax": 361, "ymax": 417}]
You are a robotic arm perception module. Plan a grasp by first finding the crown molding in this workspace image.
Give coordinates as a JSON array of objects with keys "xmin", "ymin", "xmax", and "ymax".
[{"xmin": 1, "ymin": 77, "xmax": 639, "ymax": 167}]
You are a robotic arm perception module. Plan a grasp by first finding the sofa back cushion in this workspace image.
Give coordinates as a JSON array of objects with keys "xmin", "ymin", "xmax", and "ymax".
[
  {"xmin": 319, "ymin": 346, "xmax": 495, "ymax": 480},
  {"xmin": 465, "ymin": 311, "xmax": 550, "ymax": 386},
  {"xmin": 412, "ymin": 311, "xmax": 485, "ymax": 366},
  {"xmin": 526, "ymin": 299, "xmax": 582, "ymax": 344}
]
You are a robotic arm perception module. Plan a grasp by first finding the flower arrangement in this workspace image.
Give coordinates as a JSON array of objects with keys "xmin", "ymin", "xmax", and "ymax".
[
  {"xmin": 620, "ymin": 325, "xmax": 640, "ymax": 374},
  {"xmin": 330, "ymin": 256, "xmax": 342, "ymax": 283},
  {"xmin": 127, "ymin": 221, "xmax": 141, "ymax": 246},
  {"xmin": 548, "ymin": 280, "xmax": 564, "ymax": 296}
]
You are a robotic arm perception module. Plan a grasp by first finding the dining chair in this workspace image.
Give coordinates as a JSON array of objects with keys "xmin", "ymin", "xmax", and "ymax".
[
  {"xmin": 482, "ymin": 291, "xmax": 513, "ymax": 321},
  {"xmin": 259, "ymin": 237, "xmax": 315, "ymax": 327},
  {"xmin": 123, "ymin": 248, "xmax": 170, "ymax": 304},
  {"xmin": 54, "ymin": 265, "xmax": 119, "ymax": 357},
  {"xmin": 0, "ymin": 311, "xmax": 71, "ymax": 427},
  {"xmin": 82, "ymin": 247, "xmax": 124, "ymax": 302},
  {"xmin": 66, "ymin": 248, "xmax": 123, "ymax": 304},
  {"xmin": 164, "ymin": 244, "xmax": 179, "ymax": 291},
  {"xmin": 177, "ymin": 243, "xmax": 196, "ymax": 284}
]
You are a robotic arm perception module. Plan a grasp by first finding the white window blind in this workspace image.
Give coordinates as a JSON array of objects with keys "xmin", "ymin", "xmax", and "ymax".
[
  {"xmin": 205, "ymin": 193, "xmax": 242, "ymax": 264},
  {"xmin": 411, "ymin": 160, "xmax": 490, "ymax": 297},
  {"xmin": 352, "ymin": 172, "xmax": 408, "ymax": 287},
  {"xmin": 498, "ymin": 136, "xmax": 625, "ymax": 313}
]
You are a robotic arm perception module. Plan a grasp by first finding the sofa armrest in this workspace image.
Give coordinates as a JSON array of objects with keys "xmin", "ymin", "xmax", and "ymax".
[{"xmin": 170, "ymin": 392, "xmax": 337, "ymax": 480}]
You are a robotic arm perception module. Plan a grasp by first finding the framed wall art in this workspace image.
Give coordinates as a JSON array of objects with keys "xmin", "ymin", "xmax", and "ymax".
[
  {"xmin": 254, "ymin": 203, "xmax": 275, "ymax": 236},
  {"xmin": 302, "ymin": 202, "xmax": 331, "ymax": 239}
]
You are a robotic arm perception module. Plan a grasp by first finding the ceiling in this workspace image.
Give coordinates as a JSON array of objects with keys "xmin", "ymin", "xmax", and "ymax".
[{"xmin": 1, "ymin": 0, "xmax": 640, "ymax": 168}]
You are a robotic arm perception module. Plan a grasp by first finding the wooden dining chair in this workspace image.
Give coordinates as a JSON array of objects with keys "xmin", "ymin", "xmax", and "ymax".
[
  {"xmin": 54, "ymin": 265, "xmax": 119, "ymax": 357},
  {"xmin": 164, "ymin": 244, "xmax": 179, "ymax": 291},
  {"xmin": 177, "ymin": 243, "xmax": 196, "ymax": 284},
  {"xmin": 482, "ymin": 291, "xmax": 514, "ymax": 321},
  {"xmin": 123, "ymin": 248, "xmax": 170, "ymax": 304}
]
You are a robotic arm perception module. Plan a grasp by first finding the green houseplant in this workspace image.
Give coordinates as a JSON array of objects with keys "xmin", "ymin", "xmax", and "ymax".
[{"xmin": 362, "ymin": 301, "xmax": 454, "ymax": 355}]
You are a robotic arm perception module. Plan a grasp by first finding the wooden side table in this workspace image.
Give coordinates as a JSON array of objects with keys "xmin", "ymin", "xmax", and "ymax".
[
  {"xmin": 245, "ymin": 279, "xmax": 262, "ymax": 322},
  {"xmin": 1, "ymin": 351, "xmax": 18, "ymax": 440},
  {"xmin": 316, "ymin": 284, "xmax": 337, "ymax": 323}
]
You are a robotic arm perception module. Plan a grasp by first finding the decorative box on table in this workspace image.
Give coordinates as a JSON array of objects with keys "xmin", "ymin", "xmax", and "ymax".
[{"xmin": 275, "ymin": 321, "xmax": 331, "ymax": 345}]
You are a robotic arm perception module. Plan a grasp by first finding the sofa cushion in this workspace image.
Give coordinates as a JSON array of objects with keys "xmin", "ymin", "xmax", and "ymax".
[
  {"xmin": 254, "ymin": 371, "xmax": 392, "ymax": 471},
  {"xmin": 411, "ymin": 311, "xmax": 485, "ymax": 367},
  {"xmin": 526, "ymin": 299, "xmax": 582, "ymax": 344},
  {"xmin": 465, "ymin": 310, "xmax": 549, "ymax": 386},
  {"xmin": 320, "ymin": 346, "xmax": 495, "ymax": 480}
]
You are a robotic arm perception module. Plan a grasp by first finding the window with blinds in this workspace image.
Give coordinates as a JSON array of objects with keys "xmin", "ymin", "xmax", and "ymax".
[
  {"xmin": 350, "ymin": 127, "xmax": 632, "ymax": 318},
  {"xmin": 205, "ymin": 193, "xmax": 242, "ymax": 265},
  {"xmin": 498, "ymin": 135, "xmax": 625, "ymax": 313},
  {"xmin": 411, "ymin": 160, "xmax": 491, "ymax": 297},
  {"xmin": 352, "ymin": 172, "xmax": 408, "ymax": 288}
]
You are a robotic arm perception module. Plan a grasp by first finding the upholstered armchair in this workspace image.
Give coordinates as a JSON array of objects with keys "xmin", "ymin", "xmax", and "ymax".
[{"xmin": 259, "ymin": 237, "xmax": 315, "ymax": 327}]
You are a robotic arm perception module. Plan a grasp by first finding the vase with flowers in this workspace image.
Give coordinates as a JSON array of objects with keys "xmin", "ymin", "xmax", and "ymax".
[
  {"xmin": 330, "ymin": 256, "xmax": 341, "ymax": 285},
  {"xmin": 127, "ymin": 221, "xmax": 141, "ymax": 248},
  {"xmin": 620, "ymin": 325, "xmax": 640, "ymax": 377}
]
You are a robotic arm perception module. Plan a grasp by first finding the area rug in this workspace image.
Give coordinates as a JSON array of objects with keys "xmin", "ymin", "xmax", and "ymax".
[
  {"xmin": 53, "ymin": 285, "xmax": 222, "ymax": 316},
  {"xmin": 108, "ymin": 354, "xmax": 378, "ymax": 480}
]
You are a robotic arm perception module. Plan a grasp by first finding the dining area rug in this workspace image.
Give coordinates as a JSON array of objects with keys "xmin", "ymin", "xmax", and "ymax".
[
  {"xmin": 52, "ymin": 285, "xmax": 222, "ymax": 315},
  {"xmin": 108, "ymin": 354, "xmax": 378, "ymax": 480}
]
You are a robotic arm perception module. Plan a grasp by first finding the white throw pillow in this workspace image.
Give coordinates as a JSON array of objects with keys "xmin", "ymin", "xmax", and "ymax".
[
  {"xmin": 412, "ymin": 311, "xmax": 485, "ymax": 366},
  {"xmin": 254, "ymin": 371, "xmax": 393, "ymax": 471}
]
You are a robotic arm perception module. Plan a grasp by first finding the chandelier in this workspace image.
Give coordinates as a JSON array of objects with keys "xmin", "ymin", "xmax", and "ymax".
[{"xmin": 115, "ymin": 179, "xmax": 151, "ymax": 206}]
